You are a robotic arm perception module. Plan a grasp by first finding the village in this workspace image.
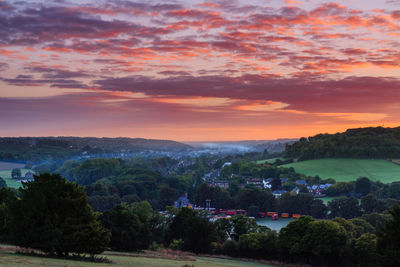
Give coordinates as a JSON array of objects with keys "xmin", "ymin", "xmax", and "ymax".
[{"xmin": 202, "ymin": 162, "xmax": 332, "ymax": 199}]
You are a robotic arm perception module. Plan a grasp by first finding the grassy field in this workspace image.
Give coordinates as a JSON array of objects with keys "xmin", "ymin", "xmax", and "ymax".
[
  {"xmin": 283, "ymin": 158, "xmax": 400, "ymax": 183},
  {"xmin": 0, "ymin": 168, "xmax": 32, "ymax": 189},
  {"xmin": 317, "ymin": 196, "xmax": 361, "ymax": 205},
  {"xmin": 0, "ymin": 247, "xmax": 275, "ymax": 267}
]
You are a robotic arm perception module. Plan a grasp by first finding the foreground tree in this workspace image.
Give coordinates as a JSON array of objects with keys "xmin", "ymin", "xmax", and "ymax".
[
  {"xmin": 239, "ymin": 231, "xmax": 278, "ymax": 259},
  {"xmin": 377, "ymin": 205, "xmax": 400, "ymax": 267},
  {"xmin": 354, "ymin": 233, "xmax": 378, "ymax": 267},
  {"xmin": 303, "ymin": 220, "xmax": 347, "ymax": 265},
  {"xmin": 0, "ymin": 177, "xmax": 6, "ymax": 188},
  {"xmin": 166, "ymin": 208, "xmax": 216, "ymax": 253},
  {"xmin": 101, "ymin": 202, "xmax": 153, "ymax": 251},
  {"xmin": 279, "ymin": 215, "xmax": 315, "ymax": 260},
  {"xmin": 0, "ymin": 188, "xmax": 17, "ymax": 241},
  {"xmin": 8, "ymin": 173, "xmax": 110, "ymax": 256}
]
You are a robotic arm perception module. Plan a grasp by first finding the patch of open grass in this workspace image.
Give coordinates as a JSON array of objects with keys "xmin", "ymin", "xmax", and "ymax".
[
  {"xmin": 0, "ymin": 246, "xmax": 276, "ymax": 267},
  {"xmin": 283, "ymin": 158, "xmax": 400, "ymax": 183},
  {"xmin": 0, "ymin": 169, "xmax": 33, "ymax": 189}
]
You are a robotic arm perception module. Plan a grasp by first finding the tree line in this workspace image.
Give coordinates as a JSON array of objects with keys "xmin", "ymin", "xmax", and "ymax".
[{"xmin": 284, "ymin": 126, "xmax": 400, "ymax": 160}]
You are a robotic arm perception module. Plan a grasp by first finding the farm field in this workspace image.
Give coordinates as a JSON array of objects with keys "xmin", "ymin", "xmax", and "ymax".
[
  {"xmin": 0, "ymin": 168, "xmax": 33, "ymax": 189},
  {"xmin": 0, "ymin": 247, "xmax": 274, "ymax": 267},
  {"xmin": 283, "ymin": 158, "xmax": 400, "ymax": 183}
]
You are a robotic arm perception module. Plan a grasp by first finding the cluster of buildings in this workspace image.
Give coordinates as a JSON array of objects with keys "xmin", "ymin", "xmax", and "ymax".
[
  {"xmin": 292, "ymin": 180, "xmax": 332, "ymax": 197},
  {"xmin": 201, "ymin": 162, "xmax": 333, "ymax": 199}
]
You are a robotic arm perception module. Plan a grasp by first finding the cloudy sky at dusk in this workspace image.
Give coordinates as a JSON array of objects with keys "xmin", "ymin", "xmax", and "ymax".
[{"xmin": 1, "ymin": 0, "xmax": 400, "ymax": 141}]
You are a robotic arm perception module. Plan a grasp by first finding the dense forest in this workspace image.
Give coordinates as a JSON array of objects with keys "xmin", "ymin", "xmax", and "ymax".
[
  {"xmin": 0, "ymin": 137, "xmax": 191, "ymax": 162},
  {"xmin": 284, "ymin": 126, "xmax": 400, "ymax": 160}
]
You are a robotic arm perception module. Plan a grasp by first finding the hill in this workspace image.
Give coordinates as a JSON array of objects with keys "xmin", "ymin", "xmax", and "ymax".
[
  {"xmin": 0, "ymin": 137, "xmax": 191, "ymax": 162},
  {"xmin": 284, "ymin": 126, "xmax": 400, "ymax": 160},
  {"xmin": 283, "ymin": 158, "xmax": 400, "ymax": 183}
]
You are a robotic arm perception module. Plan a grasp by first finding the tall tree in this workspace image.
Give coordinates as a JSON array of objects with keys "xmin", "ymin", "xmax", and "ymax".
[
  {"xmin": 7, "ymin": 173, "xmax": 110, "ymax": 256},
  {"xmin": 11, "ymin": 168, "xmax": 21, "ymax": 180},
  {"xmin": 101, "ymin": 203, "xmax": 153, "ymax": 251},
  {"xmin": 279, "ymin": 215, "xmax": 315, "ymax": 260},
  {"xmin": 166, "ymin": 208, "xmax": 216, "ymax": 253},
  {"xmin": 355, "ymin": 177, "xmax": 372, "ymax": 195},
  {"xmin": 377, "ymin": 205, "xmax": 400, "ymax": 267},
  {"xmin": 303, "ymin": 220, "xmax": 347, "ymax": 265}
]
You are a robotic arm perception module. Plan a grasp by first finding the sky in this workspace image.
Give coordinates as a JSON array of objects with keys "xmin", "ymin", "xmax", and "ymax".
[{"xmin": 0, "ymin": 0, "xmax": 400, "ymax": 141}]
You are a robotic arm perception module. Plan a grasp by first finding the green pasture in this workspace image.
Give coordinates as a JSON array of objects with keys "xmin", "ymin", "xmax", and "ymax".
[
  {"xmin": 0, "ymin": 249, "xmax": 274, "ymax": 267},
  {"xmin": 283, "ymin": 158, "xmax": 400, "ymax": 183},
  {"xmin": 316, "ymin": 196, "xmax": 361, "ymax": 205},
  {"xmin": 0, "ymin": 169, "xmax": 33, "ymax": 189}
]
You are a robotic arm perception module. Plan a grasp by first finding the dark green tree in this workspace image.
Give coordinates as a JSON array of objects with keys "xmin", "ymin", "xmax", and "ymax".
[
  {"xmin": 303, "ymin": 220, "xmax": 347, "ymax": 265},
  {"xmin": 231, "ymin": 215, "xmax": 258, "ymax": 241},
  {"xmin": 7, "ymin": 173, "xmax": 110, "ymax": 256},
  {"xmin": 239, "ymin": 231, "xmax": 277, "ymax": 259},
  {"xmin": 166, "ymin": 208, "xmax": 216, "ymax": 253},
  {"xmin": 158, "ymin": 185, "xmax": 176, "ymax": 210},
  {"xmin": 355, "ymin": 177, "xmax": 372, "ymax": 195},
  {"xmin": 279, "ymin": 215, "xmax": 315, "ymax": 260},
  {"xmin": 0, "ymin": 177, "xmax": 6, "ymax": 188},
  {"xmin": 377, "ymin": 205, "xmax": 400, "ymax": 267},
  {"xmin": 328, "ymin": 197, "xmax": 361, "ymax": 219},
  {"xmin": 11, "ymin": 168, "xmax": 21, "ymax": 179},
  {"xmin": 360, "ymin": 194, "xmax": 379, "ymax": 213},
  {"xmin": 0, "ymin": 188, "xmax": 17, "ymax": 241},
  {"xmin": 100, "ymin": 202, "xmax": 152, "ymax": 251},
  {"xmin": 310, "ymin": 199, "xmax": 327, "ymax": 218},
  {"xmin": 354, "ymin": 233, "xmax": 378, "ymax": 267}
]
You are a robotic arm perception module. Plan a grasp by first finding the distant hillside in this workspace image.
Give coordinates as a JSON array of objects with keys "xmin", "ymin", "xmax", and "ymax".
[
  {"xmin": 188, "ymin": 139, "xmax": 297, "ymax": 153},
  {"xmin": 254, "ymin": 139, "xmax": 297, "ymax": 153},
  {"xmin": 284, "ymin": 126, "xmax": 400, "ymax": 160},
  {"xmin": 0, "ymin": 137, "xmax": 191, "ymax": 162}
]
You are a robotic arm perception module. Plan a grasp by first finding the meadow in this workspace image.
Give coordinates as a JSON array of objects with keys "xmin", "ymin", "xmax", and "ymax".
[
  {"xmin": 283, "ymin": 158, "xmax": 400, "ymax": 183},
  {"xmin": 0, "ymin": 161, "xmax": 33, "ymax": 188},
  {"xmin": 0, "ymin": 246, "xmax": 275, "ymax": 267}
]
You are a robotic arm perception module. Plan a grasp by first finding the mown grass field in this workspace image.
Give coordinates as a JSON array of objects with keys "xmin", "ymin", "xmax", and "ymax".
[
  {"xmin": 0, "ymin": 248, "xmax": 275, "ymax": 267},
  {"xmin": 0, "ymin": 168, "xmax": 32, "ymax": 189},
  {"xmin": 283, "ymin": 158, "xmax": 400, "ymax": 183}
]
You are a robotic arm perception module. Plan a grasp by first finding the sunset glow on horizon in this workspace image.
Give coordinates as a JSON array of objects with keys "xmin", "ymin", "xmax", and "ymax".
[{"xmin": 1, "ymin": 0, "xmax": 400, "ymax": 141}]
